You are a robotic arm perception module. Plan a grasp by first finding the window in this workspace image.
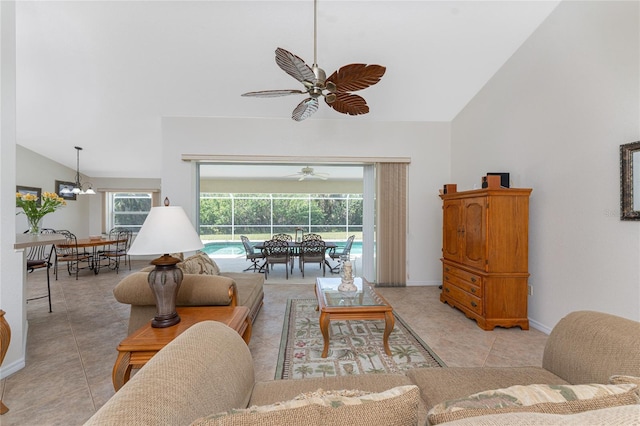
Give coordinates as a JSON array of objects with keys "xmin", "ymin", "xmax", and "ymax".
[{"xmin": 105, "ymin": 192, "xmax": 153, "ymax": 233}]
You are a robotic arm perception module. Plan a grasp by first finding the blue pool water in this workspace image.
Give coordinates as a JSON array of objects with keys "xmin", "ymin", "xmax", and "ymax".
[{"xmin": 203, "ymin": 241, "xmax": 362, "ymax": 257}]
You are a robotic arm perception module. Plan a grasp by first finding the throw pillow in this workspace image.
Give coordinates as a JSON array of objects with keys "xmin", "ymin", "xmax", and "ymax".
[
  {"xmin": 427, "ymin": 383, "xmax": 639, "ymax": 425},
  {"xmin": 191, "ymin": 385, "xmax": 419, "ymax": 426},
  {"xmin": 170, "ymin": 252, "xmax": 184, "ymax": 261},
  {"xmin": 178, "ymin": 251, "xmax": 220, "ymax": 275}
]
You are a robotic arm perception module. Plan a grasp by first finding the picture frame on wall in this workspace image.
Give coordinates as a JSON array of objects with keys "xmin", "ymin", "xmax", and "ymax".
[
  {"xmin": 16, "ymin": 185, "xmax": 42, "ymax": 207},
  {"xmin": 55, "ymin": 180, "xmax": 77, "ymax": 201}
]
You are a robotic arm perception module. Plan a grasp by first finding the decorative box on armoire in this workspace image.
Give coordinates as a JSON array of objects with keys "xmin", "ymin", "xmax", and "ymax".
[{"xmin": 440, "ymin": 184, "xmax": 532, "ymax": 330}]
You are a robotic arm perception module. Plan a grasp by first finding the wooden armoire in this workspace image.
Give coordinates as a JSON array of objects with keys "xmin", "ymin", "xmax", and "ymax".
[{"xmin": 440, "ymin": 185, "xmax": 532, "ymax": 330}]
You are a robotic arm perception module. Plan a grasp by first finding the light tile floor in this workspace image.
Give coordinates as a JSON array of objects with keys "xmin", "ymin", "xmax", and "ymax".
[{"xmin": 0, "ymin": 257, "xmax": 548, "ymax": 425}]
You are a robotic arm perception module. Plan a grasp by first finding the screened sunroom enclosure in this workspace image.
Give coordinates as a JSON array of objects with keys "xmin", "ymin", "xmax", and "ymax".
[{"xmin": 193, "ymin": 160, "xmax": 407, "ymax": 285}]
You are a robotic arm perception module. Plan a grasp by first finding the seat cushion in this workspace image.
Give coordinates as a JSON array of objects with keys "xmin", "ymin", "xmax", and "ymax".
[
  {"xmin": 406, "ymin": 366, "xmax": 570, "ymax": 410},
  {"xmin": 220, "ymin": 272, "xmax": 264, "ymax": 323}
]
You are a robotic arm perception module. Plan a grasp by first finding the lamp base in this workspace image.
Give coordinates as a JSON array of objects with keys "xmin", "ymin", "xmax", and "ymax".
[{"xmin": 148, "ymin": 255, "xmax": 183, "ymax": 328}]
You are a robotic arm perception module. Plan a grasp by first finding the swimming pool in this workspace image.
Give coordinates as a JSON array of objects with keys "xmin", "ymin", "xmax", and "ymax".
[{"xmin": 203, "ymin": 241, "xmax": 363, "ymax": 257}]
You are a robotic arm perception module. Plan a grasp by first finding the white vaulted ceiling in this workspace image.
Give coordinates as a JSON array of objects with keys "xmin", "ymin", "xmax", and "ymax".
[{"xmin": 15, "ymin": 1, "xmax": 560, "ymax": 178}]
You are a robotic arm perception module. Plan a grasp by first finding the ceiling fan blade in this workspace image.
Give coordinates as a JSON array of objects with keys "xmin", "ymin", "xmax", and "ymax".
[
  {"xmin": 242, "ymin": 89, "xmax": 306, "ymax": 98},
  {"xmin": 292, "ymin": 98, "xmax": 319, "ymax": 121},
  {"xmin": 325, "ymin": 92, "xmax": 369, "ymax": 116},
  {"xmin": 275, "ymin": 48, "xmax": 316, "ymax": 85},
  {"xmin": 326, "ymin": 64, "xmax": 386, "ymax": 92}
]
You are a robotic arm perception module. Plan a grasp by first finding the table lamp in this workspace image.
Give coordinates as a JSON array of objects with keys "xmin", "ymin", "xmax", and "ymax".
[{"xmin": 127, "ymin": 198, "xmax": 203, "ymax": 328}]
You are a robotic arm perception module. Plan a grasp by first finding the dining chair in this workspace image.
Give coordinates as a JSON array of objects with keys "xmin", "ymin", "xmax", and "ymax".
[
  {"xmin": 328, "ymin": 235, "xmax": 355, "ymax": 273},
  {"xmin": 302, "ymin": 233, "xmax": 323, "ymax": 242},
  {"xmin": 100, "ymin": 229, "xmax": 132, "ymax": 274},
  {"xmin": 25, "ymin": 228, "xmax": 56, "ymax": 312},
  {"xmin": 53, "ymin": 230, "xmax": 92, "ymax": 280},
  {"xmin": 272, "ymin": 233, "xmax": 295, "ymax": 271},
  {"xmin": 241, "ymin": 236, "xmax": 265, "ymax": 272},
  {"xmin": 299, "ymin": 239, "xmax": 327, "ymax": 278},
  {"xmin": 261, "ymin": 239, "xmax": 290, "ymax": 280}
]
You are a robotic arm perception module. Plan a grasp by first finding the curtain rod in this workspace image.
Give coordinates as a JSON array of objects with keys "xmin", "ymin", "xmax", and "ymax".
[{"xmin": 181, "ymin": 154, "xmax": 411, "ymax": 164}]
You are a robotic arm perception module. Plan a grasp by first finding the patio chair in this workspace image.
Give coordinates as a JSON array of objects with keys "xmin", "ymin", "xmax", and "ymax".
[
  {"xmin": 261, "ymin": 239, "xmax": 290, "ymax": 280},
  {"xmin": 25, "ymin": 228, "xmax": 57, "ymax": 312},
  {"xmin": 328, "ymin": 235, "xmax": 355, "ymax": 273},
  {"xmin": 53, "ymin": 230, "xmax": 92, "ymax": 280},
  {"xmin": 241, "ymin": 235, "xmax": 265, "ymax": 272},
  {"xmin": 299, "ymin": 239, "xmax": 327, "ymax": 278},
  {"xmin": 272, "ymin": 233, "xmax": 292, "ymax": 242},
  {"xmin": 302, "ymin": 233, "xmax": 323, "ymax": 242}
]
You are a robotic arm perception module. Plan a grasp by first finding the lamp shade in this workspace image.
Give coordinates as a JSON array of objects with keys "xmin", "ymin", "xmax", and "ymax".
[{"xmin": 128, "ymin": 205, "xmax": 203, "ymax": 255}]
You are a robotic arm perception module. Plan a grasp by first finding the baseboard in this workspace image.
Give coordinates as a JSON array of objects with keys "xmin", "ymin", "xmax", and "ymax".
[
  {"xmin": 406, "ymin": 280, "xmax": 441, "ymax": 287},
  {"xmin": 0, "ymin": 357, "xmax": 25, "ymax": 379},
  {"xmin": 529, "ymin": 317, "xmax": 552, "ymax": 335}
]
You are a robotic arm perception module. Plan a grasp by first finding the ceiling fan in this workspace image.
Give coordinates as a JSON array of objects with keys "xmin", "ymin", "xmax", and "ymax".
[
  {"xmin": 241, "ymin": 0, "xmax": 386, "ymax": 121},
  {"xmin": 286, "ymin": 166, "xmax": 329, "ymax": 181}
]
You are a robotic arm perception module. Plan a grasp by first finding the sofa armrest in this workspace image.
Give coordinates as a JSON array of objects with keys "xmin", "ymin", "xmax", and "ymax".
[
  {"xmin": 114, "ymin": 272, "xmax": 237, "ymax": 307},
  {"xmin": 542, "ymin": 310, "xmax": 640, "ymax": 384},
  {"xmin": 85, "ymin": 321, "xmax": 255, "ymax": 425}
]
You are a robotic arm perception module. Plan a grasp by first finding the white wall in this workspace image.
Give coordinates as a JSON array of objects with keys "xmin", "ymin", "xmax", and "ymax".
[
  {"xmin": 16, "ymin": 145, "xmax": 91, "ymax": 236},
  {"xmin": 16, "ymin": 147, "xmax": 161, "ymax": 238},
  {"xmin": 162, "ymin": 116, "xmax": 451, "ymax": 285},
  {"xmin": 451, "ymin": 1, "xmax": 640, "ymax": 331},
  {"xmin": 0, "ymin": 0, "xmax": 25, "ymax": 378}
]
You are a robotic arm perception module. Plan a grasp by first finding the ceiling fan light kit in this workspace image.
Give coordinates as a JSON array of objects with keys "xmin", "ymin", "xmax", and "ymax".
[{"xmin": 242, "ymin": 0, "xmax": 385, "ymax": 121}]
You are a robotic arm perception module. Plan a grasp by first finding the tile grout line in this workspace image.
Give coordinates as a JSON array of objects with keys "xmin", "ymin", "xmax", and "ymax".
[
  {"xmin": 58, "ymin": 275, "xmax": 98, "ymax": 412},
  {"xmin": 482, "ymin": 335, "xmax": 498, "ymax": 367}
]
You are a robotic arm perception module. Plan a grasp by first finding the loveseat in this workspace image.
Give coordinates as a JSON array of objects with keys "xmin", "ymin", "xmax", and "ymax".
[
  {"xmin": 114, "ymin": 252, "xmax": 264, "ymax": 334},
  {"xmin": 86, "ymin": 311, "xmax": 640, "ymax": 425}
]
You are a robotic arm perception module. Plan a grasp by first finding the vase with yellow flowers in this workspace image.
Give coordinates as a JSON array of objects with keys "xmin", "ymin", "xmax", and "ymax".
[{"xmin": 16, "ymin": 191, "xmax": 66, "ymax": 234}]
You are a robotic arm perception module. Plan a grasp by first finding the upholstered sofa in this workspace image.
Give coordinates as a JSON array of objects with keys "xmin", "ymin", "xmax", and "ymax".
[
  {"xmin": 86, "ymin": 311, "xmax": 639, "ymax": 425},
  {"xmin": 114, "ymin": 252, "xmax": 264, "ymax": 334}
]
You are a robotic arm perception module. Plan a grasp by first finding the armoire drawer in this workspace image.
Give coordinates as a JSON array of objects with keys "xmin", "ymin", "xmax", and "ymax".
[
  {"xmin": 442, "ymin": 282, "xmax": 483, "ymax": 315},
  {"xmin": 443, "ymin": 266, "xmax": 482, "ymax": 296}
]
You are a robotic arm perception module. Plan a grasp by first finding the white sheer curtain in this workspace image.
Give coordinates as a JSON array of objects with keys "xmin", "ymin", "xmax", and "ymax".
[{"xmin": 376, "ymin": 163, "xmax": 407, "ymax": 286}]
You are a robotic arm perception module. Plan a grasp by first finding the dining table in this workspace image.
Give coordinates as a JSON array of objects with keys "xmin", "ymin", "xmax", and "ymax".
[
  {"xmin": 57, "ymin": 237, "xmax": 128, "ymax": 274},
  {"xmin": 253, "ymin": 240, "xmax": 338, "ymax": 273}
]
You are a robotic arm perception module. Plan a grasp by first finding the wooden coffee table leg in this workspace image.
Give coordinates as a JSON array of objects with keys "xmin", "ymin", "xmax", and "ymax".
[
  {"xmin": 112, "ymin": 351, "xmax": 133, "ymax": 391},
  {"xmin": 382, "ymin": 311, "xmax": 395, "ymax": 356},
  {"xmin": 319, "ymin": 311, "xmax": 331, "ymax": 358}
]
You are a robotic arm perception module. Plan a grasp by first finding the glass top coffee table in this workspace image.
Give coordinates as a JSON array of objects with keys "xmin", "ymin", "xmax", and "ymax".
[{"xmin": 315, "ymin": 277, "xmax": 395, "ymax": 358}]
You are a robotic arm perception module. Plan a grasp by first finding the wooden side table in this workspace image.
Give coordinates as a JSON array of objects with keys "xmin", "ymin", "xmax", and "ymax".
[{"xmin": 112, "ymin": 306, "xmax": 251, "ymax": 391}]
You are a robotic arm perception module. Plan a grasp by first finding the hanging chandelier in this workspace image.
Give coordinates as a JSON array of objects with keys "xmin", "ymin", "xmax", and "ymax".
[{"xmin": 61, "ymin": 146, "xmax": 95, "ymax": 195}]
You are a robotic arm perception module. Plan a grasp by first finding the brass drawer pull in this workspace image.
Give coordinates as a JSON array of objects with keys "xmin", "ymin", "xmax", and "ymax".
[
  {"xmin": 470, "ymin": 301, "xmax": 477, "ymax": 307},
  {"xmin": 445, "ymin": 276, "xmax": 449, "ymax": 281},
  {"xmin": 471, "ymin": 277, "xmax": 477, "ymax": 283},
  {"xmin": 445, "ymin": 287, "xmax": 450, "ymax": 293},
  {"xmin": 471, "ymin": 288, "xmax": 476, "ymax": 293},
  {"xmin": 445, "ymin": 267, "xmax": 450, "ymax": 272}
]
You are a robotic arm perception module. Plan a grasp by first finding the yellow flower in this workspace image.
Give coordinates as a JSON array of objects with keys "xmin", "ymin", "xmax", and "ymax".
[{"xmin": 16, "ymin": 190, "xmax": 66, "ymax": 229}]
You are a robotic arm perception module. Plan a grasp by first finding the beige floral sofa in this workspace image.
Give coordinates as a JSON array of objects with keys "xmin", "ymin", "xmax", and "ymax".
[
  {"xmin": 115, "ymin": 251, "xmax": 264, "ymax": 334},
  {"xmin": 86, "ymin": 311, "xmax": 639, "ymax": 425}
]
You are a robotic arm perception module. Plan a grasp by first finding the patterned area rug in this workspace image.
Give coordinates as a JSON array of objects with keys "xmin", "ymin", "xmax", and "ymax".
[{"xmin": 276, "ymin": 298, "xmax": 445, "ymax": 380}]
